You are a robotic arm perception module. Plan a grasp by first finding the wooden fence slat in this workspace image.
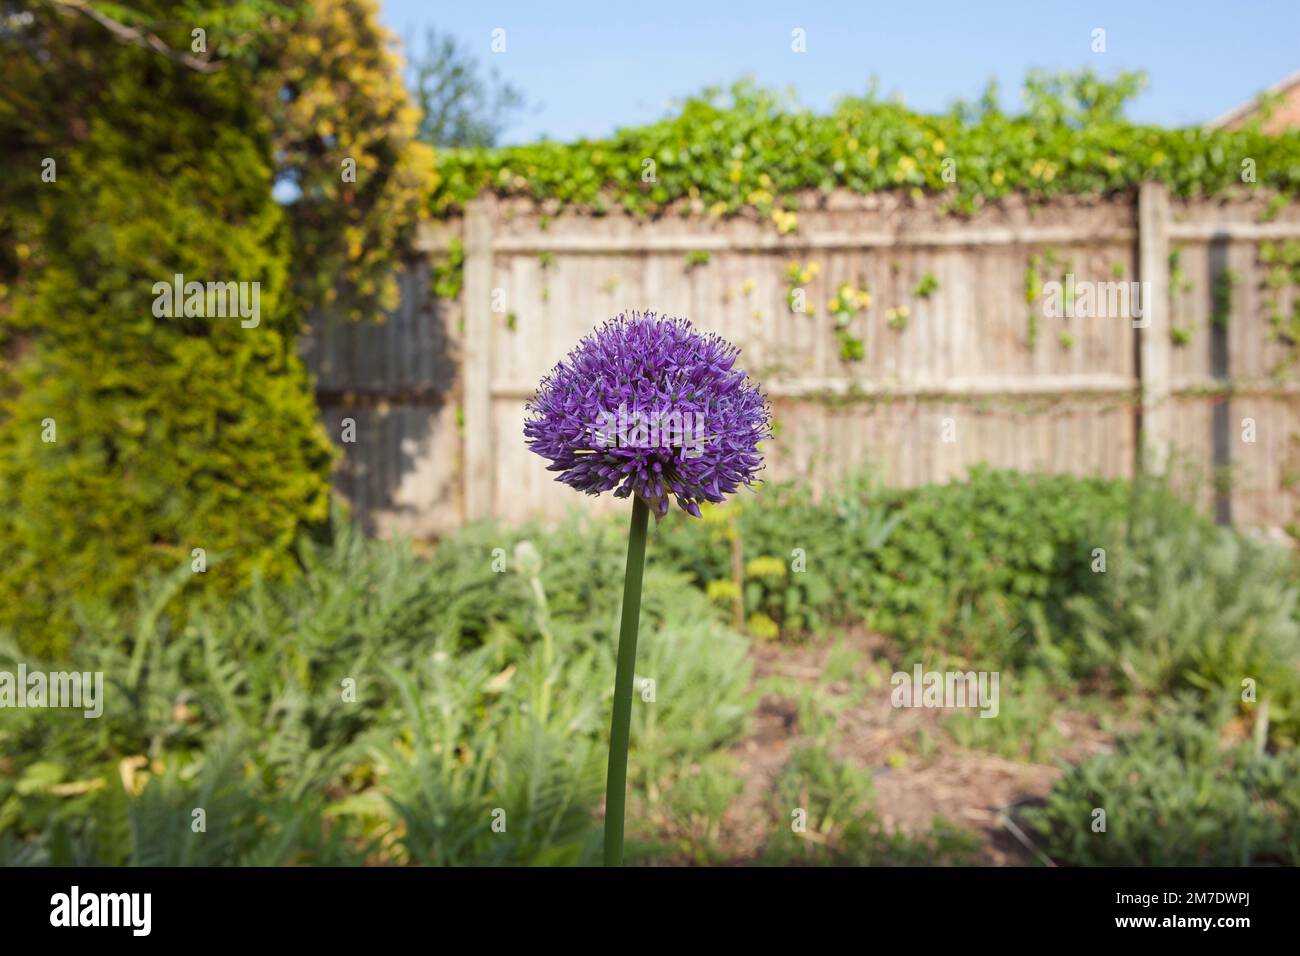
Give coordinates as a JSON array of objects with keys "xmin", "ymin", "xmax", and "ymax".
[
  {"xmin": 463, "ymin": 198, "xmax": 495, "ymax": 521},
  {"xmin": 1138, "ymin": 183, "xmax": 1173, "ymax": 471}
]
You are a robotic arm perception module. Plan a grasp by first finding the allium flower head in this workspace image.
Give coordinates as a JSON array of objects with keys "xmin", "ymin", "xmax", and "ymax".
[{"xmin": 525, "ymin": 311, "xmax": 770, "ymax": 518}]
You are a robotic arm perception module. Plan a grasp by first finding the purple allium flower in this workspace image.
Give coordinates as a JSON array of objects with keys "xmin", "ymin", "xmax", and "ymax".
[{"xmin": 524, "ymin": 311, "xmax": 770, "ymax": 518}]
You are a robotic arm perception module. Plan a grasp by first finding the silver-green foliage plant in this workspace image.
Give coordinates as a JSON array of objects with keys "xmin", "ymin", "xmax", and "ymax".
[
  {"xmin": 0, "ymin": 511, "xmax": 752, "ymax": 866},
  {"xmin": 1027, "ymin": 701, "xmax": 1300, "ymax": 866},
  {"xmin": 1056, "ymin": 476, "xmax": 1300, "ymax": 745}
]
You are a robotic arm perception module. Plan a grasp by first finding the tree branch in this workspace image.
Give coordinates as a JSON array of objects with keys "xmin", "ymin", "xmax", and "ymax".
[{"xmin": 52, "ymin": 0, "xmax": 224, "ymax": 73}]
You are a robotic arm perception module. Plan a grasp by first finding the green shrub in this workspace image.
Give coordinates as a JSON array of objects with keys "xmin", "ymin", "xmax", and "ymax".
[
  {"xmin": 0, "ymin": 1, "xmax": 435, "ymax": 660},
  {"xmin": 0, "ymin": 40, "xmax": 333, "ymax": 659},
  {"xmin": 862, "ymin": 468, "xmax": 1130, "ymax": 669},
  {"xmin": 653, "ymin": 467, "xmax": 1131, "ymax": 662},
  {"xmin": 1026, "ymin": 703, "xmax": 1300, "ymax": 866},
  {"xmin": 650, "ymin": 471, "xmax": 899, "ymax": 639}
]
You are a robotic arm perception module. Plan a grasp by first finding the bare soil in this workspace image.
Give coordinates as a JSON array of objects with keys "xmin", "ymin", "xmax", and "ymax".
[{"xmin": 718, "ymin": 629, "xmax": 1116, "ymax": 865}]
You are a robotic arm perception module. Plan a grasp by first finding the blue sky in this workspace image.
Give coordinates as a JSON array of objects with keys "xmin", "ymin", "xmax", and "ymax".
[{"xmin": 380, "ymin": 1, "xmax": 1299, "ymax": 145}]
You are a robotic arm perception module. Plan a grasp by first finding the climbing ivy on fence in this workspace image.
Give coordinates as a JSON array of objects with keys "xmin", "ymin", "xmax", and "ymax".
[{"xmin": 429, "ymin": 71, "xmax": 1300, "ymax": 221}]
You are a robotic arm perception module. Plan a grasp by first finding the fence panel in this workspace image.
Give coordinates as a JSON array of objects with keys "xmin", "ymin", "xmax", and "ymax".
[{"xmin": 304, "ymin": 189, "xmax": 1300, "ymax": 536}]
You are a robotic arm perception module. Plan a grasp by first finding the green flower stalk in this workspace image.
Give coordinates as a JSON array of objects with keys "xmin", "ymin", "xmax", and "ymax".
[{"xmin": 603, "ymin": 495, "xmax": 649, "ymax": 865}]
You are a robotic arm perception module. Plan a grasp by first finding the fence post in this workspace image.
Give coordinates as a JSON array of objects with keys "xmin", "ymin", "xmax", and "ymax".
[
  {"xmin": 463, "ymin": 197, "xmax": 494, "ymax": 521},
  {"xmin": 1137, "ymin": 183, "xmax": 1172, "ymax": 474}
]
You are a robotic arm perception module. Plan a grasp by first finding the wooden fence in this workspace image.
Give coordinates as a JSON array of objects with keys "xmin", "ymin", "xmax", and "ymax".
[{"xmin": 302, "ymin": 186, "xmax": 1300, "ymax": 537}]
